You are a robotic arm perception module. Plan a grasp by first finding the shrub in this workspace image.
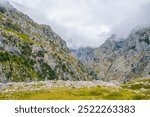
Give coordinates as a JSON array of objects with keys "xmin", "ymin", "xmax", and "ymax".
[
  {"xmin": 5, "ymin": 20, "xmax": 21, "ymax": 32},
  {"xmin": 0, "ymin": 7, "xmax": 6, "ymax": 13},
  {"xmin": 0, "ymin": 52, "xmax": 10, "ymax": 62}
]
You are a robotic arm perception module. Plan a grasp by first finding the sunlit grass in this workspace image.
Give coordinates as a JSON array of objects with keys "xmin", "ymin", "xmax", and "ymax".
[
  {"xmin": 2, "ymin": 28, "xmax": 41, "ymax": 45},
  {"xmin": 0, "ymin": 85, "xmax": 149, "ymax": 100},
  {"xmin": 121, "ymin": 78, "xmax": 150, "ymax": 90},
  {"xmin": 0, "ymin": 78, "xmax": 149, "ymax": 100}
]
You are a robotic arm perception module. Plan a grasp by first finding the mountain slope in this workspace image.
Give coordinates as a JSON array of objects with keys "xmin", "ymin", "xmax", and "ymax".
[
  {"xmin": 0, "ymin": 2, "xmax": 92, "ymax": 83},
  {"xmin": 72, "ymin": 28, "xmax": 150, "ymax": 83}
]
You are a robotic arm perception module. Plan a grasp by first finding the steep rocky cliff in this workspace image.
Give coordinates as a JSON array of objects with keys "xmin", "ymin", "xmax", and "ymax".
[
  {"xmin": 0, "ymin": 1, "xmax": 91, "ymax": 82},
  {"xmin": 72, "ymin": 28, "xmax": 150, "ymax": 83}
]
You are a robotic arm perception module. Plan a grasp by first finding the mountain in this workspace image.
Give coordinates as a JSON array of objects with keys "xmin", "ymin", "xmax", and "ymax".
[
  {"xmin": 0, "ymin": 1, "xmax": 92, "ymax": 83},
  {"xmin": 72, "ymin": 28, "xmax": 150, "ymax": 83},
  {"xmin": 1, "ymin": 1, "xmax": 149, "ymax": 84}
]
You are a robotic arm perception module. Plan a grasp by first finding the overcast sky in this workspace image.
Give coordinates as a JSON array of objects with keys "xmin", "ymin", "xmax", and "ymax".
[{"xmin": 7, "ymin": 0, "xmax": 150, "ymax": 48}]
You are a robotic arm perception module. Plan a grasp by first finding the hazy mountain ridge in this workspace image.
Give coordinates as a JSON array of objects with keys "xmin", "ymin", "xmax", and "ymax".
[
  {"xmin": 72, "ymin": 28, "xmax": 150, "ymax": 83},
  {"xmin": 0, "ymin": 1, "xmax": 92, "ymax": 83}
]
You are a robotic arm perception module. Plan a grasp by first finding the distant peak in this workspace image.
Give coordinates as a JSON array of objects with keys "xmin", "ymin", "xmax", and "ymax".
[{"xmin": 107, "ymin": 34, "xmax": 117, "ymax": 41}]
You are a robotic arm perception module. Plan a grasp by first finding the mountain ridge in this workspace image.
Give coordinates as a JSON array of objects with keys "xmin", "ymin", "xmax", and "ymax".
[
  {"xmin": 0, "ymin": 1, "xmax": 92, "ymax": 83},
  {"xmin": 0, "ymin": 1, "xmax": 150, "ymax": 84},
  {"xmin": 72, "ymin": 27, "xmax": 150, "ymax": 83}
]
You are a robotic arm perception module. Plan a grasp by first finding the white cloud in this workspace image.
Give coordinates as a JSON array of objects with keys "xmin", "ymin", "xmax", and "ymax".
[{"xmin": 8, "ymin": 0, "xmax": 150, "ymax": 48}]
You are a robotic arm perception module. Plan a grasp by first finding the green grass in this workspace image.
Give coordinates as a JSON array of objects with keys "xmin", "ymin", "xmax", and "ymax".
[
  {"xmin": 0, "ymin": 85, "xmax": 149, "ymax": 100},
  {"xmin": 0, "ymin": 12, "xmax": 4, "ymax": 19},
  {"xmin": 2, "ymin": 28, "xmax": 41, "ymax": 46},
  {"xmin": 16, "ymin": 33, "xmax": 31, "ymax": 42},
  {"xmin": 31, "ymin": 83, "xmax": 45, "ymax": 88},
  {"xmin": 0, "ymin": 77, "xmax": 149, "ymax": 100},
  {"xmin": 122, "ymin": 78, "xmax": 150, "ymax": 90},
  {"xmin": 15, "ymin": 32, "xmax": 41, "ymax": 45}
]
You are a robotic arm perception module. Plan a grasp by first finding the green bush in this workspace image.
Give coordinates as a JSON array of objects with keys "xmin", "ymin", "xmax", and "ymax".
[
  {"xmin": 0, "ymin": 51, "xmax": 38, "ymax": 82},
  {"xmin": 36, "ymin": 51, "xmax": 44, "ymax": 57},
  {"xmin": 0, "ymin": 52, "xmax": 10, "ymax": 62},
  {"xmin": 5, "ymin": 20, "xmax": 21, "ymax": 32},
  {"xmin": 21, "ymin": 43, "xmax": 32, "ymax": 57},
  {"xmin": 0, "ymin": 7, "xmax": 6, "ymax": 13},
  {"xmin": 39, "ymin": 61, "xmax": 57, "ymax": 80}
]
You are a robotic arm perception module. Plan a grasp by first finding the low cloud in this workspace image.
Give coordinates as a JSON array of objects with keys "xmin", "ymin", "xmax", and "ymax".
[{"xmin": 6, "ymin": 0, "xmax": 150, "ymax": 48}]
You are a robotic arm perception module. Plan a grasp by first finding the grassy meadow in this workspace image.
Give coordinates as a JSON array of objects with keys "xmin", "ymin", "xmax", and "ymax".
[{"xmin": 0, "ymin": 78, "xmax": 149, "ymax": 100}]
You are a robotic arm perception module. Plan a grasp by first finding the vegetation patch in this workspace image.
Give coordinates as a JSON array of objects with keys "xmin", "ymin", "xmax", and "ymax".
[
  {"xmin": 0, "ymin": 51, "xmax": 39, "ymax": 82},
  {"xmin": 31, "ymin": 83, "xmax": 45, "ymax": 88},
  {"xmin": 0, "ymin": 7, "xmax": 6, "ymax": 13},
  {"xmin": 3, "ymin": 28, "xmax": 41, "ymax": 46},
  {"xmin": 122, "ymin": 78, "xmax": 150, "ymax": 90},
  {"xmin": 0, "ymin": 85, "xmax": 149, "ymax": 100}
]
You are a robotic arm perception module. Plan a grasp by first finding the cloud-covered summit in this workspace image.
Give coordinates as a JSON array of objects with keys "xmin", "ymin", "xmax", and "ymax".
[{"xmin": 7, "ymin": 0, "xmax": 150, "ymax": 48}]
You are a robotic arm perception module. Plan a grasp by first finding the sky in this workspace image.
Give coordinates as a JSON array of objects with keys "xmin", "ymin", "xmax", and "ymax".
[{"xmin": 5, "ymin": 0, "xmax": 150, "ymax": 48}]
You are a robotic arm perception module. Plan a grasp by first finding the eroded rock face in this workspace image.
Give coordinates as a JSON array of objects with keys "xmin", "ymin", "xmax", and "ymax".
[
  {"xmin": 72, "ymin": 28, "xmax": 150, "ymax": 83},
  {"xmin": 0, "ymin": 2, "xmax": 92, "ymax": 83}
]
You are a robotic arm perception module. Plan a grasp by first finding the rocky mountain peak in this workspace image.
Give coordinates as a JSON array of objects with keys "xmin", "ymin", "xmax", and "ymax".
[
  {"xmin": 126, "ymin": 27, "xmax": 150, "ymax": 51},
  {"xmin": 72, "ymin": 27, "xmax": 150, "ymax": 83}
]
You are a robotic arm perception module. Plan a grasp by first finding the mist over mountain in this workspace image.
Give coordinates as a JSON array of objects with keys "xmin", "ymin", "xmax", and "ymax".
[
  {"xmin": 113, "ymin": 2, "xmax": 150, "ymax": 39},
  {"xmin": 8, "ymin": 0, "xmax": 150, "ymax": 49},
  {"xmin": 72, "ymin": 27, "xmax": 150, "ymax": 83}
]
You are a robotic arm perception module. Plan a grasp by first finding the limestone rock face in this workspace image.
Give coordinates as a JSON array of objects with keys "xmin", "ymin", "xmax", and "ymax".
[
  {"xmin": 72, "ymin": 28, "xmax": 150, "ymax": 83},
  {"xmin": 0, "ymin": 2, "xmax": 91, "ymax": 82}
]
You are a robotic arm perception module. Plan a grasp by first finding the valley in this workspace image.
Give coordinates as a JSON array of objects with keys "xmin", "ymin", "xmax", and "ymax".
[{"xmin": 0, "ymin": 1, "xmax": 150, "ymax": 100}]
